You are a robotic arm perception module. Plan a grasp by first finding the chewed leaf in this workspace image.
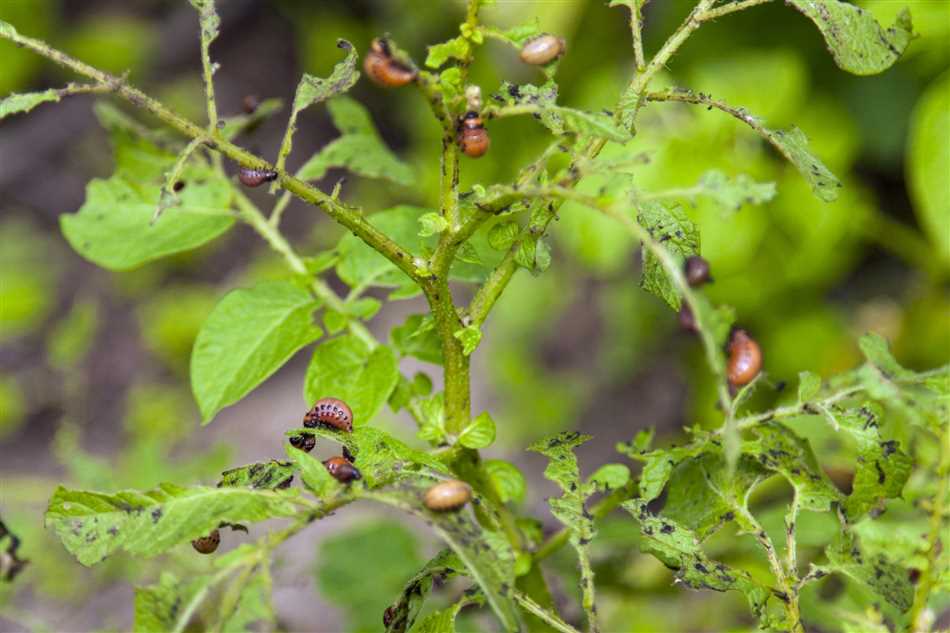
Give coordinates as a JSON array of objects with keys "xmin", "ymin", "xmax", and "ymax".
[
  {"xmin": 217, "ymin": 460, "xmax": 297, "ymax": 491},
  {"xmin": 45, "ymin": 484, "xmax": 297, "ymax": 566},
  {"xmin": 786, "ymin": 1, "xmax": 913, "ymax": 75},
  {"xmin": 637, "ymin": 202, "xmax": 699, "ymax": 311},
  {"xmin": 764, "ymin": 126, "xmax": 841, "ymax": 202},
  {"xmin": 692, "ymin": 171, "xmax": 776, "ymax": 212},
  {"xmin": 822, "ymin": 530, "xmax": 914, "ymax": 612},
  {"xmin": 383, "ymin": 549, "xmax": 464, "ymax": 632},
  {"xmin": 293, "ymin": 41, "xmax": 359, "ymax": 112},
  {"xmin": 134, "ymin": 572, "xmax": 212, "ymax": 633},
  {"xmin": 191, "ymin": 281, "xmax": 323, "ymax": 423},
  {"xmin": 0, "ymin": 89, "xmax": 61, "ymax": 119}
]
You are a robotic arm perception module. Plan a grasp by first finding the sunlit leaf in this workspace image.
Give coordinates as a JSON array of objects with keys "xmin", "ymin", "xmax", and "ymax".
[{"xmin": 458, "ymin": 411, "xmax": 495, "ymax": 449}]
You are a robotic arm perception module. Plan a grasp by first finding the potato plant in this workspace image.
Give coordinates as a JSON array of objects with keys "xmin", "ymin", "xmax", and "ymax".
[{"xmin": 1, "ymin": 1, "xmax": 947, "ymax": 631}]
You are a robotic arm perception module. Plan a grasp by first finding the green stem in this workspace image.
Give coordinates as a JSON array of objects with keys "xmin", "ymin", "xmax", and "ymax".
[
  {"xmin": 0, "ymin": 25, "xmax": 423, "ymax": 286},
  {"xmin": 195, "ymin": 8, "xmax": 218, "ymax": 133},
  {"xmin": 697, "ymin": 0, "xmax": 774, "ymax": 21},
  {"xmin": 513, "ymin": 591, "xmax": 583, "ymax": 633}
]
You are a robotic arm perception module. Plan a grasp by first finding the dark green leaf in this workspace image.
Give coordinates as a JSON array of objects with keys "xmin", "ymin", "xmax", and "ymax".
[
  {"xmin": 303, "ymin": 334, "xmax": 399, "ymax": 426},
  {"xmin": 192, "ymin": 281, "xmax": 322, "ymax": 423},
  {"xmin": 637, "ymin": 202, "xmax": 699, "ymax": 311}
]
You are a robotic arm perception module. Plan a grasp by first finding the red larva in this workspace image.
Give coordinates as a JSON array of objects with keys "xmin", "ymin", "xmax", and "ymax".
[
  {"xmin": 238, "ymin": 167, "xmax": 278, "ymax": 188},
  {"xmin": 289, "ymin": 433, "xmax": 316, "ymax": 453},
  {"xmin": 364, "ymin": 38, "xmax": 416, "ymax": 88},
  {"xmin": 684, "ymin": 255, "xmax": 711, "ymax": 287},
  {"xmin": 457, "ymin": 111, "xmax": 490, "ymax": 158},
  {"xmin": 519, "ymin": 34, "xmax": 566, "ymax": 65},
  {"xmin": 303, "ymin": 397, "xmax": 354, "ymax": 432},
  {"xmin": 323, "ymin": 456, "xmax": 362, "ymax": 483},
  {"xmin": 423, "ymin": 479, "xmax": 472, "ymax": 512},
  {"xmin": 727, "ymin": 328, "xmax": 763, "ymax": 387},
  {"xmin": 192, "ymin": 529, "xmax": 220, "ymax": 554}
]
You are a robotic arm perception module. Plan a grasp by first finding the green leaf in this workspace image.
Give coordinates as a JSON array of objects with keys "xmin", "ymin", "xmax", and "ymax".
[
  {"xmin": 61, "ymin": 170, "xmax": 235, "ymax": 271},
  {"xmin": 383, "ymin": 549, "xmax": 464, "ymax": 633},
  {"xmin": 408, "ymin": 593, "xmax": 483, "ymax": 633},
  {"xmin": 483, "ymin": 460, "xmax": 526, "ymax": 504},
  {"xmin": 458, "ymin": 411, "xmax": 496, "ymax": 449},
  {"xmin": 745, "ymin": 422, "xmax": 842, "ymax": 512},
  {"xmin": 0, "ymin": 89, "xmax": 61, "ymax": 119},
  {"xmin": 415, "ymin": 392, "xmax": 447, "ymax": 445},
  {"xmin": 785, "ymin": 1, "xmax": 912, "ymax": 75},
  {"xmin": 637, "ymin": 202, "xmax": 699, "ymax": 311},
  {"xmin": 660, "ymin": 454, "xmax": 749, "ymax": 540},
  {"xmin": 217, "ymin": 460, "xmax": 296, "ymax": 490},
  {"xmin": 317, "ymin": 520, "xmax": 425, "ymax": 633},
  {"xmin": 488, "ymin": 221, "xmax": 520, "ymax": 251},
  {"xmin": 514, "ymin": 235, "xmax": 552, "ymax": 274},
  {"xmin": 692, "ymin": 170, "xmax": 776, "ymax": 212},
  {"xmin": 292, "ymin": 42, "xmax": 359, "ymax": 112},
  {"xmin": 188, "ymin": 0, "xmax": 220, "ymax": 45},
  {"xmin": 0, "ymin": 19, "xmax": 17, "ymax": 37},
  {"xmin": 835, "ymin": 404, "xmax": 912, "ymax": 520},
  {"xmin": 823, "ymin": 529, "xmax": 914, "ymax": 612},
  {"xmin": 798, "ymin": 370, "xmax": 822, "ymax": 403},
  {"xmin": 391, "ymin": 314, "xmax": 443, "ymax": 364},
  {"xmin": 191, "ymin": 281, "xmax": 322, "ymax": 423},
  {"xmin": 908, "ymin": 72, "xmax": 950, "ymax": 266},
  {"xmin": 494, "ymin": 82, "xmax": 630, "ymax": 142},
  {"xmin": 297, "ymin": 121, "xmax": 414, "ymax": 185},
  {"xmin": 45, "ymin": 483, "xmax": 297, "ymax": 566},
  {"xmin": 425, "ymin": 37, "xmax": 470, "ymax": 68},
  {"xmin": 217, "ymin": 562, "xmax": 275, "ymax": 633},
  {"xmin": 303, "ymin": 334, "xmax": 399, "ymax": 426},
  {"xmin": 347, "ymin": 297, "xmax": 381, "ymax": 321},
  {"xmin": 628, "ymin": 440, "xmax": 710, "ymax": 502},
  {"xmin": 453, "ymin": 324, "xmax": 482, "ymax": 356},
  {"xmin": 587, "ymin": 463, "xmax": 630, "ymax": 493},
  {"xmin": 134, "ymin": 571, "xmax": 211, "ymax": 633},
  {"xmin": 418, "ymin": 212, "xmax": 449, "ymax": 237},
  {"xmin": 286, "ymin": 445, "xmax": 341, "ymax": 498},
  {"xmin": 858, "ymin": 332, "xmax": 914, "ymax": 381},
  {"xmin": 764, "ymin": 126, "xmax": 841, "ymax": 202},
  {"xmin": 623, "ymin": 500, "xmax": 770, "ymax": 622}
]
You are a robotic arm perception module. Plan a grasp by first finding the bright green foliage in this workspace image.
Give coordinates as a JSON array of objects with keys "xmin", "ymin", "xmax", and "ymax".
[
  {"xmin": 391, "ymin": 314, "xmax": 443, "ymax": 364},
  {"xmin": 217, "ymin": 460, "xmax": 297, "ymax": 491},
  {"xmin": 134, "ymin": 571, "xmax": 211, "ymax": 633},
  {"xmin": 587, "ymin": 463, "xmax": 630, "ymax": 493},
  {"xmin": 623, "ymin": 500, "xmax": 771, "ymax": 623},
  {"xmin": 425, "ymin": 36, "xmax": 469, "ymax": 68},
  {"xmin": 625, "ymin": 439, "xmax": 709, "ymax": 502},
  {"xmin": 407, "ymin": 592, "xmax": 483, "ymax": 633},
  {"xmin": 908, "ymin": 72, "xmax": 950, "ymax": 266},
  {"xmin": 453, "ymin": 324, "xmax": 482, "ymax": 356},
  {"xmin": 483, "ymin": 460, "xmax": 526, "ymax": 504},
  {"xmin": 798, "ymin": 370, "xmax": 822, "ymax": 403},
  {"xmin": 637, "ymin": 202, "xmax": 699, "ymax": 311},
  {"xmin": 0, "ymin": 88, "xmax": 60, "ymax": 119},
  {"xmin": 383, "ymin": 549, "xmax": 464, "ymax": 633},
  {"xmin": 488, "ymin": 222, "xmax": 519, "ymax": 251},
  {"xmin": 418, "ymin": 212, "xmax": 449, "ymax": 237},
  {"xmin": 786, "ymin": 1, "xmax": 913, "ymax": 75},
  {"xmin": 297, "ymin": 97, "xmax": 413, "ymax": 186},
  {"xmin": 286, "ymin": 445, "xmax": 341, "ymax": 498},
  {"xmin": 45, "ymin": 484, "xmax": 297, "ymax": 566},
  {"xmin": 191, "ymin": 281, "xmax": 323, "ymax": 423},
  {"xmin": 458, "ymin": 411, "xmax": 496, "ymax": 448},
  {"xmin": 303, "ymin": 334, "xmax": 399, "ymax": 426}
]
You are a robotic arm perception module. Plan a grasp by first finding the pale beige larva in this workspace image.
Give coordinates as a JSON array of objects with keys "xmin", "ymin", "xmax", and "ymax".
[
  {"xmin": 519, "ymin": 34, "xmax": 565, "ymax": 65},
  {"xmin": 423, "ymin": 480, "xmax": 472, "ymax": 511}
]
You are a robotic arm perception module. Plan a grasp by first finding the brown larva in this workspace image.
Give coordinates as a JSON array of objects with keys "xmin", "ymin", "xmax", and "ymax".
[
  {"xmin": 457, "ymin": 111, "xmax": 490, "ymax": 158},
  {"xmin": 303, "ymin": 397, "xmax": 354, "ymax": 432},
  {"xmin": 323, "ymin": 456, "xmax": 362, "ymax": 483},
  {"xmin": 423, "ymin": 479, "xmax": 472, "ymax": 512},
  {"xmin": 241, "ymin": 94, "xmax": 259, "ymax": 114},
  {"xmin": 191, "ymin": 529, "xmax": 220, "ymax": 554},
  {"xmin": 684, "ymin": 255, "xmax": 711, "ymax": 287},
  {"xmin": 519, "ymin": 34, "xmax": 566, "ymax": 65},
  {"xmin": 727, "ymin": 328, "xmax": 763, "ymax": 387},
  {"xmin": 289, "ymin": 433, "xmax": 316, "ymax": 453},
  {"xmin": 364, "ymin": 38, "xmax": 416, "ymax": 88},
  {"xmin": 238, "ymin": 167, "xmax": 278, "ymax": 187}
]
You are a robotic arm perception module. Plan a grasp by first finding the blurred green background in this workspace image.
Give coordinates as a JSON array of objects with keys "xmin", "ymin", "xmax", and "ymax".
[{"xmin": 0, "ymin": 0, "xmax": 947, "ymax": 631}]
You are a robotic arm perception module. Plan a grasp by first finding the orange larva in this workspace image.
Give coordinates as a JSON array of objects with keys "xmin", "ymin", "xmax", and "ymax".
[
  {"xmin": 423, "ymin": 479, "xmax": 472, "ymax": 512},
  {"xmin": 238, "ymin": 167, "xmax": 278, "ymax": 187},
  {"xmin": 289, "ymin": 433, "xmax": 316, "ymax": 453},
  {"xmin": 457, "ymin": 111, "xmax": 490, "ymax": 158},
  {"xmin": 192, "ymin": 529, "xmax": 220, "ymax": 554},
  {"xmin": 323, "ymin": 456, "xmax": 362, "ymax": 483},
  {"xmin": 519, "ymin": 34, "xmax": 565, "ymax": 65},
  {"xmin": 684, "ymin": 255, "xmax": 711, "ymax": 287},
  {"xmin": 727, "ymin": 328, "xmax": 763, "ymax": 387},
  {"xmin": 364, "ymin": 38, "xmax": 416, "ymax": 88},
  {"xmin": 303, "ymin": 397, "xmax": 354, "ymax": 432}
]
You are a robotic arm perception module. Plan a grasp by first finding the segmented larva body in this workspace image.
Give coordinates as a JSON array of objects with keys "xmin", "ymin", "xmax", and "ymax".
[
  {"xmin": 238, "ymin": 167, "xmax": 278, "ymax": 187},
  {"xmin": 519, "ymin": 34, "xmax": 565, "ymax": 65},
  {"xmin": 289, "ymin": 433, "xmax": 316, "ymax": 453},
  {"xmin": 684, "ymin": 255, "xmax": 711, "ymax": 287},
  {"xmin": 192, "ymin": 529, "xmax": 220, "ymax": 554},
  {"xmin": 457, "ymin": 111, "xmax": 490, "ymax": 158},
  {"xmin": 727, "ymin": 329, "xmax": 763, "ymax": 387},
  {"xmin": 303, "ymin": 397, "xmax": 354, "ymax": 432},
  {"xmin": 323, "ymin": 456, "xmax": 362, "ymax": 483},
  {"xmin": 423, "ymin": 479, "xmax": 472, "ymax": 512},
  {"xmin": 364, "ymin": 38, "xmax": 416, "ymax": 88}
]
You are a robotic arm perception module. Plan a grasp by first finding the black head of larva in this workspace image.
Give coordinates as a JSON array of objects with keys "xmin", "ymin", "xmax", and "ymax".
[
  {"xmin": 303, "ymin": 397, "xmax": 354, "ymax": 432},
  {"xmin": 684, "ymin": 255, "xmax": 711, "ymax": 287},
  {"xmin": 289, "ymin": 433, "xmax": 316, "ymax": 453},
  {"xmin": 238, "ymin": 167, "xmax": 278, "ymax": 188}
]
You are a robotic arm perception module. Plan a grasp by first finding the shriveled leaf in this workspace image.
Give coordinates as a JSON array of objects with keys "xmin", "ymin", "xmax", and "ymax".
[
  {"xmin": 764, "ymin": 126, "xmax": 841, "ymax": 202},
  {"xmin": 134, "ymin": 572, "xmax": 211, "ymax": 633},
  {"xmin": 292, "ymin": 41, "xmax": 358, "ymax": 112},
  {"xmin": 458, "ymin": 411, "xmax": 495, "ymax": 449},
  {"xmin": 384, "ymin": 549, "xmax": 464, "ymax": 633},
  {"xmin": 191, "ymin": 281, "xmax": 322, "ymax": 423},
  {"xmin": 303, "ymin": 334, "xmax": 399, "ymax": 425},
  {"xmin": 785, "ymin": 1, "xmax": 912, "ymax": 75},
  {"xmin": 822, "ymin": 530, "xmax": 914, "ymax": 612},
  {"xmin": 637, "ymin": 202, "xmax": 699, "ymax": 311},
  {"xmin": 483, "ymin": 460, "xmax": 526, "ymax": 504},
  {"xmin": 0, "ymin": 89, "xmax": 60, "ymax": 119},
  {"xmin": 218, "ymin": 460, "xmax": 296, "ymax": 491},
  {"xmin": 45, "ymin": 484, "xmax": 297, "ymax": 566}
]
